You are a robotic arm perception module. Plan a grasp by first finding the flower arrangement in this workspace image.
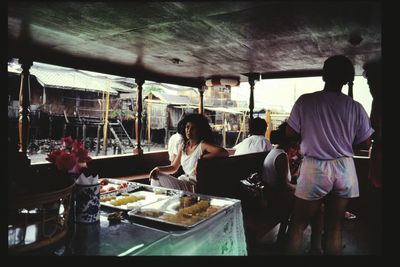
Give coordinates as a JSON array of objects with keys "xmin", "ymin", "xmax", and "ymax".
[{"xmin": 46, "ymin": 136, "xmax": 92, "ymax": 175}]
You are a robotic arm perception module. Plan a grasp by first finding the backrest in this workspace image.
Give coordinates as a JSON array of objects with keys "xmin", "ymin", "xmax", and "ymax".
[
  {"xmin": 89, "ymin": 151, "xmax": 170, "ymax": 178},
  {"xmin": 196, "ymin": 151, "xmax": 268, "ymax": 201}
]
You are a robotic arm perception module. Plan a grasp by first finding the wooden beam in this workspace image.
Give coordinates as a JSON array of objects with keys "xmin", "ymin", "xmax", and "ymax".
[{"xmin": 261, "ymin": 69, "xmax": 323, "ymax": 80}]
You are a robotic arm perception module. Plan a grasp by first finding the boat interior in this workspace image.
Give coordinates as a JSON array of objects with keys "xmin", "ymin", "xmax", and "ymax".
[{"xmin": 8, "ymin": 1, "xmax": 382, "ymax": 255}]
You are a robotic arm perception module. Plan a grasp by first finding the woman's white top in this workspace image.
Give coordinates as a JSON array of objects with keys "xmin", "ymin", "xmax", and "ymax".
[
  {"xmin": 261, "ymin": 147, "xmax": 291, "ymax": 186},
  {"xmin": 179, "ymin": 141, "xmax": 204, "ymax": 182}
]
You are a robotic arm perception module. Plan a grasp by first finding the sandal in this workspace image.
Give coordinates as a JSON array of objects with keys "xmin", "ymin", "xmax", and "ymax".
[{"xmin": 345, "ymin": 211, "xmax": 356, "ymax": 220}]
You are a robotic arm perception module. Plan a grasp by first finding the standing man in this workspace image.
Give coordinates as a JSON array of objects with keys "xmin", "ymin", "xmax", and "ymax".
[{"xmin": 285, "ymin": 55, "xmax": 374, "ymax": 255}]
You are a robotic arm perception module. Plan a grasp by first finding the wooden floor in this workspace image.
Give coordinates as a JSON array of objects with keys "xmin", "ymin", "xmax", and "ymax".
[
  {"xmin": 248, "ymin": 188, "xmax": 382, "ymax": 256},
  {"xmin": 249, "ymin": 217, "xmax": 381, "ymax": 255}
]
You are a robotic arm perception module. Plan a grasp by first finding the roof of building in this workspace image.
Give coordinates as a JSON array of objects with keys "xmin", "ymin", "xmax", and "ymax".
[
  {"xmin": 145, "ymin": 91, "xmax": 192, "ymax": 105},
  {"xmin": 8, "ymin": 61, "xmax": 136, "ymax": 95}
]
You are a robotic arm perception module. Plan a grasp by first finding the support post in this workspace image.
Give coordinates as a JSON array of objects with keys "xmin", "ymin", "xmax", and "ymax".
[
  {"xmin": 18, "ymin": 59, "xmax": 32, "ymax": 155},
  {"xmin": 96, "ymin": 124, "xmax": 101, "ymax": 156},
  {"xmin": 133, "ymin": 78, "xmax": 144, "ymax": 155},
  {"xmin": 103, "ymin": 83, "xmax": 110, "ymax": 155},
  {"xmin": 82, "ymin": 123, "xmax": 86, "ymax": 148},
  {"xmin": 248, "ymin": 77, "xmax": 255, "ymax": 128},
  {"xmin": 265, "ymin": 109, "xmax": 272, "ymax": 140},
  {"xmin": 198, "ymin": 86, "xmax": 206, "ymax": 115}
]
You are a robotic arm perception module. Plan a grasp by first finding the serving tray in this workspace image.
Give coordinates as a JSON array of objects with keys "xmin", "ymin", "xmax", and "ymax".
[
  {"xmin": 128, "ymin": 194, "xmax": 235, "ymax": 228},
  {"xmin": 100, "ymin": 190, "xmax": 169, "ymax": 211},
  {"xmin": 99, "ymin": 178, "xmax": 137, "ymax": 195}
]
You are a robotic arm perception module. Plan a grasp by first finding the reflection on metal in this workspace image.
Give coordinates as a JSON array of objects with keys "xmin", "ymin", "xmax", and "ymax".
[{"xmin": 118, "ymin": 243, "xmax": 145, "ymax": 256}]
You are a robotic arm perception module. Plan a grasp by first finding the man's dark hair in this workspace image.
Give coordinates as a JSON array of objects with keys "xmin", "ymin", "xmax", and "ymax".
[
  {"xmin": 249, "ymin": 117, "xmax": 267, "ymax": 136},
  {"xmin": 270, "ymin": 121, "xmax": 300, "ymax": 149},
  {"xmin": 322, "ymin": 55, "xmax": 355, "ymax": 85}
]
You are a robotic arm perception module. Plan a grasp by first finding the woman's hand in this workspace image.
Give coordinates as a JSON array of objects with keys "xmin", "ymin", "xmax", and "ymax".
[{"xmin": 150, "ymin": 167, "xmax": 160, "ymax": 180}]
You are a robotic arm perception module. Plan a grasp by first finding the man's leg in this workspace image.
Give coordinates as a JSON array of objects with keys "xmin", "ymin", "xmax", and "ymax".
[
  {"xmin": 323, "ymin": 195, "xmax": 349, "ymax": 255},
  {"xmin": 310, "ymin": 203, "xmax": 324, "ymax": 254},
  {"xmin": 286, "ymin": 197, "xmax": 322, "ymax": 254}
]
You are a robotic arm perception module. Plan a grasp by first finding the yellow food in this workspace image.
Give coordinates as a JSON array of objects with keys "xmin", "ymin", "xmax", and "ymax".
[
  {"xmin": 100, "ymin": 195, "xmax": 117, "ymax": 202},
  {"xmin": 161, "ymin": 199, "xmax": 220, "ymax": 225},
  {"xmin": 110, "ymin": 195, "xmax": 145, "ymax": 206}
]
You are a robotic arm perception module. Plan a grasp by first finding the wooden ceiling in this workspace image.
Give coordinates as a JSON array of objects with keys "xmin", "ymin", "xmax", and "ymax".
[{"xmin": 8, "ymin": 1, "xmax": 381, "ymax": 87}]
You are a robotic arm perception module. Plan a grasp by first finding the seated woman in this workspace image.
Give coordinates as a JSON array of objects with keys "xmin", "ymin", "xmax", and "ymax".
[
  {"xmin": 261, "ymin": 122, "xmax": 298, "ymax": 211},
  {"xmin": 150, "ymin": 113, "xmax": 229, "ymax": 192},
  {"xmin": 261, "ymin": 122, "xmax": 323, "ymax": 254}
]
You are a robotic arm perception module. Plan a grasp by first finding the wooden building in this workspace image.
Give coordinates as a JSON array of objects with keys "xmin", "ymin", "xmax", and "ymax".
[{"xmin": 8, "ymin": 60, "xmax": 136, "ymax": 143}]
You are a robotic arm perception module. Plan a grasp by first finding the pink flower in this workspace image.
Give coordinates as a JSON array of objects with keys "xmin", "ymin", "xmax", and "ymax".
[
  {"xmin": 55, "ymin": 151, "xmax": 76, "ymax": 171},
  {"xmin": 46, "ymin": 136, "xmax": 92, "ymax": 174},
  {"xmin": 61, "ymin": 136, "xmax": 74, "ymax": 150},
  {"xmin": 46, "ymin": 148, "xmax": 63, "ymax": 163},
  {"xmin": 72, "ymin": 141, "xmax": 92, "ymax": 163}
]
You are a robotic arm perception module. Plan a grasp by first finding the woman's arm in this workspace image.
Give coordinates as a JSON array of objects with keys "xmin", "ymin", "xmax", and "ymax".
[
  {"xmin": 150, "ymin": 144, "xmax": 183, "ymax": 179},
  {"xmin": 275, "ymin": 153, "xmax": 296, "ymax": 192},
  {"xmin": 200, "ymin": 142, "xmax": 229, "ymax": 159}
]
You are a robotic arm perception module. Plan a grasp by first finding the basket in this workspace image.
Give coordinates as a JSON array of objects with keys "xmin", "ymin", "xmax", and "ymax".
[{"xmin": 8, "ymin": 181, "xmax": 75, "ymax": 254}]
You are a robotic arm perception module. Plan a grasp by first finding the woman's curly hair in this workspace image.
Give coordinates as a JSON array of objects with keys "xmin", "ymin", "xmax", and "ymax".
[{"xmin": 178, "ymin": 113, "xmax": 215, "ymax": 146}]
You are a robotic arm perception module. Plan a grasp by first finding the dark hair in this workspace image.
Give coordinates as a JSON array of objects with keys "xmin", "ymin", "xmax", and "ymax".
[
  {"xmin": 249, "ymin": 117, "xmax": 267, "ymax": 136},
  {"xmin": 270, "ymin": 121, "xmax": 299, "ymax": 149},
  {"xmin": 322, "ymin": 55, "xmax": 355, "ymax": 85},
  {"xmin": 178, "ymin": 113, "xmax": 215, "ymax": 145},
  {"xmin": 176, "ymin": 117, "xmax": 186, "ymax": 137}
]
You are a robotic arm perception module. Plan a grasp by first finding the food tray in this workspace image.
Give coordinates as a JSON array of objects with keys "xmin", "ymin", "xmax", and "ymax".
[
  {"xmin": 99, "ymin": 178, "xmax": 138, "ymax": 195},
  {"xmin": 127, "ymin": 194, "xmax": 235, "ymax": 228},
  {"xmin": 100, "ymin": 190, "xmax": 169, "ymax": 211}
]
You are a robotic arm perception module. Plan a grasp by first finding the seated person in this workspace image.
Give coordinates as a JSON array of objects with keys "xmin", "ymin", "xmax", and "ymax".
[
  {"xmin": 167, "ymin": 119, "xmax": 184, "ymax": 163},
  {"xmin": 261, "ymin": 122, "xmax": 323, "ymax": 254},
  {"xmin": 233, "ymin": 117, "xmax": 272, "ymax": 155},
  {"xmin": 261, "ymin": 122, "xmax": 297, "ymax": 197},
  {"xmin": 150, "ymin": 113, "xmax": 229, "ymax": 192}
]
